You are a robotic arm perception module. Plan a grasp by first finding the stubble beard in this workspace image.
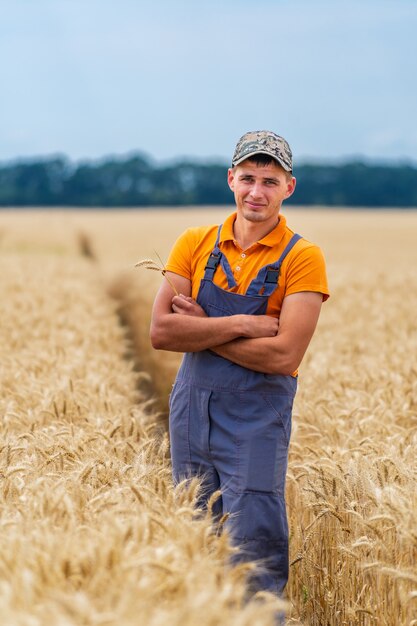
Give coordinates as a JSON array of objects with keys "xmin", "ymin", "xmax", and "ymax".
[
  {"xmin": 243, "ymin": 211, "xmax": 266, "ymax": 223},
  {"xmin": 241, "ymin": 205, "xmax": 279, "ymax": 226}
]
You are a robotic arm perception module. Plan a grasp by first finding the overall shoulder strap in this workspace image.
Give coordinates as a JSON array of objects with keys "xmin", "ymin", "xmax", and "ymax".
[
  {"xmin": 203, "ymin": 224, "xmax": 237, "ymax": 288},
  {"xmin": 246, "ymin": 233, "xmax": 303, "ymax": 297},
  {"xmin": 203, "ymin": 224, "xmax": 222, "ymax": 281}
]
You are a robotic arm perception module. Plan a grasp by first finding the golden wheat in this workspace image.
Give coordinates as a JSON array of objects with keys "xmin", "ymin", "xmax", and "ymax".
[
  {"xmin": 0, "ymin": 207, "xmax": 416, "ymax": 625},
  {"xmin": 0, "ymin": 217, "xmax": 288, "ymax": 626},
  {"xmin": 135, "ymin": 256, "xmax": 179, "ymax": 295}
]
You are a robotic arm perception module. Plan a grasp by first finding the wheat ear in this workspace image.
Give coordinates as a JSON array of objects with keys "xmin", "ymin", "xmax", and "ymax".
[{"xmin": 135, "ymin": 255, "xmax": 179, "ymax": 295}]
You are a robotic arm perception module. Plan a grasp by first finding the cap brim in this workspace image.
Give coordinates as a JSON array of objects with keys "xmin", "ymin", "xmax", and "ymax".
[{"xmin": 232, "ymin": 150, "xmax": 292, "ymax": 172}]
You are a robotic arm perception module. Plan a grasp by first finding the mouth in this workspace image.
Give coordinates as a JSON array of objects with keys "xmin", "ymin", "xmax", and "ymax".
[{"xmin": 245, "ymin": 200, "xmax": 266, "ymax": 209}]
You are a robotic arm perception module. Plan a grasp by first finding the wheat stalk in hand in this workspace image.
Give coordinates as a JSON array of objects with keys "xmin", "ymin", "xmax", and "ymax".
[{"xmin": 135, "ymin": 252, "xmax": 179, "ymax": 295}]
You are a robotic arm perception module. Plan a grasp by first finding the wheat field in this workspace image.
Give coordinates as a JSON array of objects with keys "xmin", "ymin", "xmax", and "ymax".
[{"xmin": 0, "ymin": 207, "xmax": 416, "ymax": 626}]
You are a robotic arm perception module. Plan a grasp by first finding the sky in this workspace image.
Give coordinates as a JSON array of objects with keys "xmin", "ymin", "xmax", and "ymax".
[{"xmin": 1, "ymin": 0, "xmax": 417, "ymax": 166}]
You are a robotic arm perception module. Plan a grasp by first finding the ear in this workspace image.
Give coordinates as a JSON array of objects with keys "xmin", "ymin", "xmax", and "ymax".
[
  {"xmin": 227, "ymin": 168, "xmax": 235, "ymax": 192},
  {"xmin": 285, "ymin": 176, "xmax": 296, "ymax": 199}
]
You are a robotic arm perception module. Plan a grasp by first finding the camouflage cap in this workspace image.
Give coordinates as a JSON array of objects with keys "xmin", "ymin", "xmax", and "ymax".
[{"xmin": 232, "ymin": 130, "xmax": 293, "ymax": 172}]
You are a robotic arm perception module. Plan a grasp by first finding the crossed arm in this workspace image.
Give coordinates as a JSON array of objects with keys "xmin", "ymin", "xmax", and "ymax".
[{"xmin": 150, "ymin": 272, "xmax": 323, "ymax": 375}]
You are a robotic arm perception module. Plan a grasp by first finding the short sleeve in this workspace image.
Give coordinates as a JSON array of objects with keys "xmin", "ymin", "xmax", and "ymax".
[
  {"xmin": 164, "ymin": 228, "xmax": 196, "ymax": 280},
  {"xmin": 285, "ymin": 244, "xmax": 330, "ymax": 301}
]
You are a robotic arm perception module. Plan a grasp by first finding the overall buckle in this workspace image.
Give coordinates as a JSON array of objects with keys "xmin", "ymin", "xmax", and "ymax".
[
  {"xmin": 265, "ymin": 268, "xmax": 279, "ymax": 284},
  {"xmin": 205, "ymin": 253, "xmax": 221, "ymax": 270}
]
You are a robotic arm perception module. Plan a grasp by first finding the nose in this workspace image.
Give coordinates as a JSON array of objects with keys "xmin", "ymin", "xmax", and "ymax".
[{"xmin": 249, "ymin": 181, "xmax": 263, "ymax": 199}]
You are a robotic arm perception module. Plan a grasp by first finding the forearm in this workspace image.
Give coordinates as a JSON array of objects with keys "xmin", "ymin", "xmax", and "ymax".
[
  {"xmin": 150, "ymin": 313, "xmax": 247, "ymax": 352},
  {"xmin": 212, "ymin": 335, "xmax": 297, "ymax": 375},
  {"xmin": 212, "ymin": 292, "xmax": 323, "ymax": 374}
]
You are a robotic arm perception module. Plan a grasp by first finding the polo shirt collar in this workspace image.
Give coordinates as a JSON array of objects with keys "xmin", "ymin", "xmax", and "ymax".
[{"xmin": 220, "ymin": 212, "xmax": 287, "ymax": 248}]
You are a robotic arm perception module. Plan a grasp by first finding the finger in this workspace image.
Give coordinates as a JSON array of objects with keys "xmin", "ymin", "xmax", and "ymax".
[
  {"xmin": 172, "ymin": 295, "xmax": 189, "ymax": 308},
  {"xmin": 176, "ymin": 300, "xmax": 195, "ymax": 313},
  {"xmin": 177, "ymin": 295, "xmax": 196, "ymax": 304}
]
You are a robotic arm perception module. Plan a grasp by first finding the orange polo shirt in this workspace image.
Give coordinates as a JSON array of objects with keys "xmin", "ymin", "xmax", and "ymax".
[{"xmin": 165, "ymin": 212, "xmax": 329, "ymax": 320}]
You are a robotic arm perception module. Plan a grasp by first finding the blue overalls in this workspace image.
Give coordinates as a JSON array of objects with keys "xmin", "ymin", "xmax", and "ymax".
[{"xmin": 169, "ymin": 224, "xmax": 302, "ymax": 595}]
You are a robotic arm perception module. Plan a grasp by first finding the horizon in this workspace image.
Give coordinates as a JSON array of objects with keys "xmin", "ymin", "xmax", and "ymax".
[{"xmin": 2, "ymin": 148, "xmax": 417, "ymax": 170}]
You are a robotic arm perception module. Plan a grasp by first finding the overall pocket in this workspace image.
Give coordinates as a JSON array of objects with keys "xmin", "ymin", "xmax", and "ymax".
[
  {"xmin": 261, "ymin": 393, "xmax": 294, "ymax": 447},
  {"xmin": 168, "ymin": 382, "xmax": 192, "ymax": 482},
  {"xmin": 237, "ymin": 392, "xmax": 294, "ymax": 494}
]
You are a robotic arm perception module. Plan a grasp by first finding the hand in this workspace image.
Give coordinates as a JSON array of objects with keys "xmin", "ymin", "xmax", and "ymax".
[
  {"xmin": 172, "ymin": 294, "xmax": 207, "ymax": 317},
  {"xmin": 240, "ymin": 314, "xmax": 279, "ymax": 338}
]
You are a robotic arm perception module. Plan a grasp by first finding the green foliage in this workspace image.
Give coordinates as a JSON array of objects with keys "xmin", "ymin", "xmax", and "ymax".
[
  {"xmin": 290, "ymin": 161, "xmax": 417, "ymax": 207},
  {"xmin": 0, "ymin": 153, "xmax": 416, "ymax": 208}
]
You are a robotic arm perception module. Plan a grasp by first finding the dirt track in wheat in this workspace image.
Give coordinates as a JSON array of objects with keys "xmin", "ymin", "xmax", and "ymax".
[{"xmin": 0, "ymin": 207, "xmax": 416, "ymax": 626}]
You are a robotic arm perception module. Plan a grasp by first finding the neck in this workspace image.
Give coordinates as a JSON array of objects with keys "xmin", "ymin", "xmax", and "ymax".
[{"xmin": 233, "ymin": 215, "xmax": 280, "ymax": 250}]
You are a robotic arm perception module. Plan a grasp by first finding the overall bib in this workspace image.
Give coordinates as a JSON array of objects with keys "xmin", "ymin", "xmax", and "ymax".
[{"xmin": 169, "ymin": 225, "xmax": 302, "ymax": 595}]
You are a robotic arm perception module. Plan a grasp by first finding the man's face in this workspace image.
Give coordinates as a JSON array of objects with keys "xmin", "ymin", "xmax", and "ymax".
[{"xmin": 227, "ymin": 160, "xmax": 296, "ymax": 226}]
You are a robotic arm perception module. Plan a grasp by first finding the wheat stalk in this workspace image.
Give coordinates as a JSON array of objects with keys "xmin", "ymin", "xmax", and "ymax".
[
  {"xmin": 135, "ymin": 252, "xmax": 179, "ymax": 295},
  {"xmin": 1, "ymin": 210, "xmax": 416, "ymax": 626}
]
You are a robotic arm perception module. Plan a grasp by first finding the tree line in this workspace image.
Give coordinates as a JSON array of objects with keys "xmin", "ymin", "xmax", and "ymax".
[{"xmin": 0, "ymin": 153, "xmax": 416, "ymax": 208}]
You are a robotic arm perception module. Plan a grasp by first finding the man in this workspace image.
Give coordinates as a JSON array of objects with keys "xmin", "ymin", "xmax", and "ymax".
[{"xmin": 150, "ymin": 130, "xmax": 329, "ymax": 596}]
